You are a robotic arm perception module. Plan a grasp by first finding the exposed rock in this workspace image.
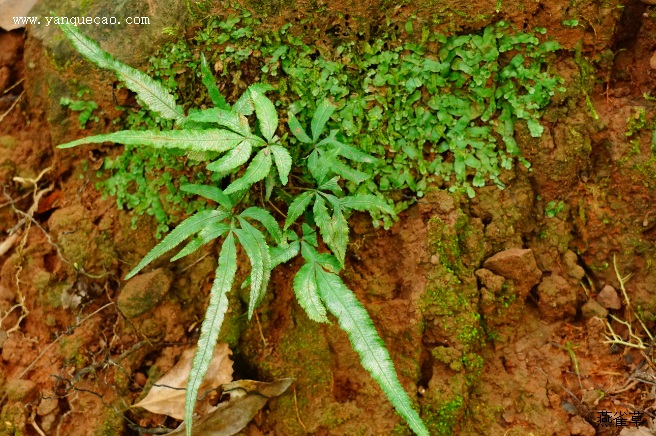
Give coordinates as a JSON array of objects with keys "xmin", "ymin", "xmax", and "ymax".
[
  {"xmin": 619, "ymin": 428, "xmax": 653, "ymax": 436},
  {"xmin": 569, "ymin": 416, "xmax": 595, "ymax": 436},
  {"xmin": 483, "ymin": 248, "xmax": 542, "ymax": 297},
  {"xmin": 537, "ymin": 275, "xmax": 578, "ymax": 321},
  {"xmin": 562, "ymin": 250, "xmax": 585, "ymax": 280},
  {"xmin": 4, "ymin": 379, "xmax": 37, "ymax": 402},
  {"xmin": 651, "ymin": 51, "xmax": 656, "ymax": 70},
  {"xmin": 581, "ymin": 299, "xmax": 608, "ymax": 319},
  {"xmin": 37, "ymin": 397, "xmax": 59, "ymax": 416},
  {"xmin": 597, "ymin": 285, "xmax": 622, "ymax": 310},
  {"xmin": 0, "ymin": 0, "xmax": 39, "ymax": 30},
  {"xmin": 475, "ymin": 268, "xmax": 505, "ymax": 294},
  {"xmin": 117, "ymin": 268, "xmax": 172, "ymax": 319}
]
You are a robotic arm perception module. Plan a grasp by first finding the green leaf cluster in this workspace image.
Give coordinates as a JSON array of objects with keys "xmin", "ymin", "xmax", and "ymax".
[
  {"xmin": 57, "ymin": 23, "xmax": 426, "ymax": 436},
  {"xmin": 95, "ymin": 12, "xmax": 562, "ymax": 232}
]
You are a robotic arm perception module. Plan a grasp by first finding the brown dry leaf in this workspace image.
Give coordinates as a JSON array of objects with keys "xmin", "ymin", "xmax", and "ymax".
[
  {"xmin": 133, "ymin": 344, "xmax": 233, "ymax": 420},
  {"xmin": 168, "ymin": 378, "xmax": 294, "ymax": 436}
]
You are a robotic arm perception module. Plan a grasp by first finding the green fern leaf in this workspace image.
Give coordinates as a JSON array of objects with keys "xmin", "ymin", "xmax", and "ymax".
[
  {"xmin": 125, "ymin": 209, "xmax": 224, "ymax": 279},
  {"xmin": 311, "ymin": 100, "xmax": 336, "ymax": 142},
  {"xmin": 313, "ymin": 196, "xmax": 348, "ymax": 265},
  {"xmin": 321, "ymin": 133, "xmax": 377, "ymax": 163},
  {"xmin": 293, "ymin": 262, "xmax": 329, "ymax": 323},
  {"xmin": 170, "ymin": 222, "xmax": 231, "ymax": 261},
  {"xmin": 185, "ymin": 109, "xmax": 250, "ymax": 136},
  {"xmin": 287, "ymin": 112, "xmax": 312, "ymax": 144},
  {"xmin": 270, "ymin": 241, "xmax": 300, "ymax": 267},
  {"xmin": 330, "ymin": 206, "xmax": 349, "ymax": 265},
  {"xmin": 338, "ymin": 195, "xmax": 396, "ymax": 215},
  {"xmin": 240, "ymin": 207, "xmax": 282, "ymax": 244},
  {"xmin": 200, "ymin": 53, "xmax": 229, "ymax": 110},
  {"xmin": 224, "ymin": 148, "xmax": 273, "ymax": 195},
  {"xmin": 180, "ymin": 184, "xmax": 233, "ymax": 210},
  {"xmin": 58, "ymin": 129, "xmax": 244, "ymax": 153},
  {"xmin": 249, "ymin": 87, "xmax": 278, "ymax": 141},
  {"xmin": 58, "ymin": 23, "xmax": 183, "ymax": 121},
  {"xmin": 233, "ymin": 84, "xmax": 275, "ymax": 116},
  {"xmin": 269, "ymin": 145, "xmax": 292, "ymax": 185},
  {"xmin": 235, "ymin": 218, "xmax": 272, "ymax": 319},
  {"xmin": 206, "ymin": 140, "xmax": 253, "ymax": 174},
  {"xmin": 314, "ymin": 268, "xmax": 429, "ymax": 436},
  {"xmin": 318, "ymin": 177, "xmax": 342, "ymax": 193},
  {"xmin": 284, "ymin": 191, "xmax": 314, "ymax": 230},
  {"xmin": 330, "ymin": 159, "xmax": 370, "ymax": 184},
  {"xmin": 185, "ymin": 232, "xmax": 237, "ymax": 436}
]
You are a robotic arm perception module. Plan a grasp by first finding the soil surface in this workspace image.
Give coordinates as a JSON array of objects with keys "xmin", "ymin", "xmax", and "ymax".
[{"xmin": 2, "ymin": 1, "xmax": 656, "ymax": 436}]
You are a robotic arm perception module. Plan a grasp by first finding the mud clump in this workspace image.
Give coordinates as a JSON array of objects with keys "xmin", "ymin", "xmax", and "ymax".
[
  {"xmin": 482, "ymin": 248, "xmax": 542, "ymax": 298},
  {"xmin": 537, "ymin": 274, "xmax": 579, "ymax": 321},
  {"xmin": 117, "ymin": 268, "xmax": 172, "ymax": 318}
]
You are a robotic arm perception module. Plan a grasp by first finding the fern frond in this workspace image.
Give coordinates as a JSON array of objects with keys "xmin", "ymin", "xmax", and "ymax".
[
  {"xmin": 314, "ymin": 268, "xmax": 429, "ymax": 436},
  {"xmin": 321, "ymin": 133, "xmax": 377, "ymax": 163},
  {"xmin": 270, "ymin": 241, "xmax": 300, "ymax": 267},
  {"xmin": 317, "ymin": 177, "xmax": 342, "ymax": 193},
  {"xmin": 200, "ymin": 53, "xmax": 229, "ymax": 110},
  {"xmin": 125, "ymin": 209, "xmax": 224, "ymax": 279},
  {"xmin": 58, "ymin": 129, "xmax": 244, "ymax": 153},
  {"xmin": 287, "ymin": 112, "xmax": 312, "ymax": 144},
  {"xmin": 180, "ymin": 184, "xmax": 233, "ymax": 210},
  {"xmin": 58, "ymin": 23, "xmax": 183, "ymax": 121},
  {"xmin": 240, "ymin": 207, "xmax": 282, "ymax": 244},
  {"xmin": 313, "ymin": 195, "xmax": 348, "ymax": 265},
  {"xmin": 338, "ymin": 194, "xmax": 396, "ymax": 215},
  {"xmin": 235, "ymin": 218, "xmax": 272, "ymax": 319},
  {"xmin": 223, "ymin": 148, "xmax": 273, "ymax": 195},
  {"xmin": 185, "ymin": 232, "xmax": 237, "ymax": 436},
  {"xmin": 311, "ymin": 100, "xmax": 336, "ymax": 141},
  {"xmin": 284, "ymin": 191, "xmax": 314, "ymax": 230},
  {"xmin": 170, "ymin": 222, "xmax": 231, "ymax": 261},
  {"xmin": 330, "ymin": 159, "xmax": 370, "ymax": 184},
  {"xmin": 249, "ymin": 87, "xmax": 278, "ymax": 141},
  {"xmin": 206, "ymin": 140, "xmax": 253, "ymax": 174},
  {"xmin": 269, "ymin": 145, "xmax": 292, "ymax": 185},
  {"xmin": 293, "ymin": 262, "xmax": 329, "ymax": 323}
]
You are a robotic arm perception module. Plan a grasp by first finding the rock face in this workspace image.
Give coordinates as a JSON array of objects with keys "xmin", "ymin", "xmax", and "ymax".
[
  {"xmin": 482, "ymin": 248, "xmax": 542, "ymax": 298},
  {"xmin": 117, "ymin": 268, "xmax": 172, "ymax": 319},
  {"xmin": 537, "ymin": 275, "xmax": 578, "ymax": 321}
]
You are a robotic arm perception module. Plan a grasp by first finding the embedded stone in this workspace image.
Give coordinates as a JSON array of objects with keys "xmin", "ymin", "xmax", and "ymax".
[
  {"xmin": 483, "ymin": 248, "xmax": 542, "ymax": 297},
  {"xmin": 581, "ymin": 299, "xmax": 608, "ymax": 319},
  {"xmin": 117, "ymin": 268, "xmax": 172, "ymax": 319},
  {"xmin": 597, "ymin": 285, "xmax": 622, "ymax": 310}
]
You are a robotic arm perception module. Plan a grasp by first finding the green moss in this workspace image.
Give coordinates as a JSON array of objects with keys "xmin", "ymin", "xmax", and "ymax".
[{"xmin": 421, "ymin": 396, "xmax": 464, "ymax": 436}]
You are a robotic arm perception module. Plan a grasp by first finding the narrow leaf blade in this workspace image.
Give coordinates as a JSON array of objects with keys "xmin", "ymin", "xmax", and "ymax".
[
  {"xmin": 185, "ymin": 233, "xmax": 238, "ymax": 436},
  {"xmin": 235, "ymin": 219, "xmax": 272, "ymax": 319},
  {"xmin": 180, "ymin": 184, "xmax": 233, "ymax": 209},
  {"xmin": 269, "ymin": 145, "xmax": 292, "ymax": 185},
  {"xmin": 126, "ymin": 209, "xmax": 223, "ymax": 279},
  {"xmin": 284, "ymin": 191, "xmax": 314, "ymax": 230},
  {"xmin": 240, "ymin": 207, "xmax": 282, "ymax": 244},
  {"xmin": 249, "ymin": 87, "xmax": 278, "ymax": 141},
  {"xmin": 287, "ymin": 112, "xmax": 312, "ymax": 144},
  {"xmin": 224, "ymin": 148, "xmax": 273, "ymax": 194},
  {"xmin": 315, "ymin": 268, "xmax": 429, "ymax": 436},
  {"xmin": 206, "ymin": 140, "xmax": 253, "ymax": 174},
  {"xmin": 339, "ymin": 195, "xmax": 396, "ymax": 215},
  {"xmin": 293, "ymin": 262, "xmax": 329, "ymax": 323},
  {"xmin": 200, "ymin": 53, "xmax": 229, "ymax": 110},
  {"xmin": 58, "ymin": 129, "xmax": 244, "ymax": 153},
  {"xmin": 311, "ymin": 100, "xmax": 336, "ymax": 142}
]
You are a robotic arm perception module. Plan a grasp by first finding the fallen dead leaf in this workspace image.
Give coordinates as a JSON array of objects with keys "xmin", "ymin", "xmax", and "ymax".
[
  {"xmin": 168, "ymin": 378, "xmax": 294, "ymax": 436},
  {"xmin": 133, "ymin": 344, "xmax": 233, "ymax": 420}
]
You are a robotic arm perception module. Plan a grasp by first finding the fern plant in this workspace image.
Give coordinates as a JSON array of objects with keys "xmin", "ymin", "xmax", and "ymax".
[{"xmin": 57, "ymin": 23, "xmax": 429, "ymax": 436}]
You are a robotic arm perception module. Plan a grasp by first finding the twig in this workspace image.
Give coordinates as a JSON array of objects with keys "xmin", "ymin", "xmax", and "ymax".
[
  {"xmin": 293, "ymin": 386, "xmax": 307, "ymax": 433},
  {"xmin": 3, "ymin": 78, "xmax": 24, "ymax": 94},
  {"xmin": 254, "ymin": 310, "xmax": 267, "ymax": 347},
  {"xmin": 0, "ymin": 90, "xmax": 24, "ymax": 124}
]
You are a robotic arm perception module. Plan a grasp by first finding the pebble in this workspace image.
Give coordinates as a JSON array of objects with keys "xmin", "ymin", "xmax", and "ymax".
[
  {"xmin": 650, "ymin": 51, "xmax": 656, "ymax": 70},
  {"xmin": 581, "ymin": 299, "xmax": 608, "ymax": 319},
  {"xmin": 596, "ymin": 284, "xmax": 622, "ymax": 310}
]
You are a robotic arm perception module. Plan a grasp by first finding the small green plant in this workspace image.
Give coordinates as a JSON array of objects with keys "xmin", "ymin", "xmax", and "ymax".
[
  {"xmin": 545, "ymin": 200, "xmax": 564, "ymax": 218},
  {"xmin": 561, "ymin": 19, "xmax": 579, "ymax": 28},
  {"xmin": 57, "ymin": 24, "xmax": 428, "ymax": 436},
  {"xmin": 60, "ymin": 92, "xmax": 99, "ymax": 129}
]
